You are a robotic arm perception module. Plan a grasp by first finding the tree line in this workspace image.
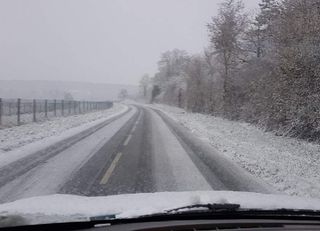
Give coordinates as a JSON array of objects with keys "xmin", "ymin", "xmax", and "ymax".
[{"xmin": 140, "ymin": 0, "xmax": 320, "ymax": 141}]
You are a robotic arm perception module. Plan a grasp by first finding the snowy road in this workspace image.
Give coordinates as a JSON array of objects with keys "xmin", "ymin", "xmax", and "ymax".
[{"xmin": 0, "ymin": 105, "xmax": 272, "ymax": 203}]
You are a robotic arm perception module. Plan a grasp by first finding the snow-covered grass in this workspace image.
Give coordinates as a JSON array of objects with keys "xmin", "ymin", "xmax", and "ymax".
[
  {"xmin": 0, "ymin": 107, "xmax": 136, "ymax": 202},
  {"xmin": 0, "ymin": 103, "xmax": 126, "ymax": 154},
  {"xmin": 151, "ymin": 104, "xmax": 320, "ymax": 199}
]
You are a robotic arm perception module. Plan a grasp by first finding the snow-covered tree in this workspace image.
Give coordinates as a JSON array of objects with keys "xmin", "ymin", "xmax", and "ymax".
[
  {"xmin": 154, "ymin": 49, "xmax": 190, "ymax": 107},
  {"xmin": 118, "ymin": 89, "xmax": 128, "ymax": 101},
  {"xmin": 207, "ymin": 0, "xmax": 248, "ymax": 117},
  {"xmin": 139, "ymin": 74, "xmax": 150, "ymax": 98},
  {"xmin": 142, "ymin": 0, "xmax": 320, "ymax": 142}
]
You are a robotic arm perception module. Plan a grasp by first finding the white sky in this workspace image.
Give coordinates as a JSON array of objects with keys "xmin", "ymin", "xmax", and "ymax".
[{"xmin": 0, "ymin": 0, "xmax": 260, "ymax": 85}]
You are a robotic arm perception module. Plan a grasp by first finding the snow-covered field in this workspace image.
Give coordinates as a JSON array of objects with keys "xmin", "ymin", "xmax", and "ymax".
[
  {"xmin": 0, "ymin": 107, "xmax": 136, "ymax": 202},
  {"xmin": 151, "ymin": 104, "xmax": 320, "ymax": 199},
  {"xmin": 0, "ymin": 103, "xmax": 126, "ymax": 154}
]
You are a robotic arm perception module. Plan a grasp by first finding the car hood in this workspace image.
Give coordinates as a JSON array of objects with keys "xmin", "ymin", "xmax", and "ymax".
[{"xmin": 1, "ymin": 191, "xmax": 320, "ymax": 226}]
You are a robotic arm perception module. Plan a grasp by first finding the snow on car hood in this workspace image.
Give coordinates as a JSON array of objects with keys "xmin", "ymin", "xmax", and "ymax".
[{"xmin": 1, "ymin": 191, "xmax": 320, "ymax": 226}]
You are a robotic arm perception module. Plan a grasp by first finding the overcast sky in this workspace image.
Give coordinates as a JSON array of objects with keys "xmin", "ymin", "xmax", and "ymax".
[{"xmin": 0, "ymin": 0, "xmax": 260, "ymax": 85}]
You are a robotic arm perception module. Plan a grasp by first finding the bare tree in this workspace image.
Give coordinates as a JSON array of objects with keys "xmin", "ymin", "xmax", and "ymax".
[
  {"xmin": 118, "ymin": 89, "xmax": 128, "ymax": 101},
  {"xmin": 185, "ymin": 56, "xmax": 207, "ymax": 112},
  {"xmin": 207, "ymin": 0, "xmax": 248, "ymax": 117},
  {"xmin": 158, "ymin": 49, "xmax": 189, "ymax": 80},
  {"xmin": 142, "ymin": 0, "xmax": 320, "ymax": 142},
  {"xmin": 64, "ymin": 92, "xmax": 74, "ymax": 101},
  {"xmin": 139, "ymin": 74, "xmax": 150, "ymax": 98},
  {"xmin": 154, "ymin": 49, "xmax": 190, "ymax": 107}
]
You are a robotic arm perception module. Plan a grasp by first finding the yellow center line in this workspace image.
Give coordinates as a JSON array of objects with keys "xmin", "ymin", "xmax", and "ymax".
[
  {"xmin": 131, "ymin": 124, "xmax": 137, "ymax": 132},
  {"xmin": 123, "ymin": 134, "xmax": 132, "ymax": 146},
  {"xmin": 135, "ymin": 114, "xmax": 141, "ymax": 125},
  {"xmin": 100, "ymin": 152, "xmax": 122, "ymax": 185}
]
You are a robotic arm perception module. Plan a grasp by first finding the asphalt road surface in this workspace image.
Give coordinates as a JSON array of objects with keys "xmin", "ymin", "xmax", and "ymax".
[{"xmin": 0, "ymin": 105, "xmax": 272, "ymax": 203}]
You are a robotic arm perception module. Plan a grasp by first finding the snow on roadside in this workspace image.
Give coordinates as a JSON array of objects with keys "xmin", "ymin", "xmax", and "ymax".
[
  {"xmin": 150, "ymin": 104, "xmax": 320, "ymax": 199},
  {"xmin": 0, "ymin": 103, "xmax": 126, "ymax": 154}
]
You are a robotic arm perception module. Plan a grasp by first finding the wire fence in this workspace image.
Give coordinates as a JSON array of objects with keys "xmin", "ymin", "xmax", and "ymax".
[{"xmin": 0, "ymin": 98, "xmax": 113, "ymax": 128}]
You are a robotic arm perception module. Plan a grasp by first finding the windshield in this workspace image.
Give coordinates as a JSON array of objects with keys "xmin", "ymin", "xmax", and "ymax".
[{"xmin": 0, "ymin": 0, "xmax": 320, "ymax": 228}]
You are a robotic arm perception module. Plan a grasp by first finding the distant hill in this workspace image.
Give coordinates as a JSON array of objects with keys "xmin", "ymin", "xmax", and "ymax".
[{"xmin": 0, "ymin": 80, "xmax": 139, "ymax": 101}]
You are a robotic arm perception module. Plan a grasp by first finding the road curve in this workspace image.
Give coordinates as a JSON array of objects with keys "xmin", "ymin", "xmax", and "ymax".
[
  {"xmin": 0, "ymin": 104, "xmax": 273, "ymax": 203},
  {"xmin": 61, "ymin": 105, "xmax": 272, "ymax": 196}
]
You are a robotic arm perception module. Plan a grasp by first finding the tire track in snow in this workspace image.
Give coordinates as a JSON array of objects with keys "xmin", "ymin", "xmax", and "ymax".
[{"xmin": 151, "ymin": 107, "xmax": 274, "ymax": 194}]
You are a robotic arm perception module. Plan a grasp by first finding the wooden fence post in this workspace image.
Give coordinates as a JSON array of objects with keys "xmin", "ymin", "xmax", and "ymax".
[
  {"xmin": 17, "ymin": 98, "xmax": 21, "ymax": 125},
  {"xmin": 33, "ymin": 99, "xmax": 36, "ymax": 122},
  {"xmin": 45, "ymin": 99, "xmax": 48, "ymax": 118},
  {"xmin": 0, "ymin": 98, "xmax": 2, "ymax": 126},
  {"xmin": 68, "ymin": 101, "xmax": 71, "ymax": 115},
  {"xmin": 54, "ymin": 99, "xmax": 57, "ymax": 116},
  {"xmin": 61, "ymin": 100, "xmax": 64, "ymax": 116}
]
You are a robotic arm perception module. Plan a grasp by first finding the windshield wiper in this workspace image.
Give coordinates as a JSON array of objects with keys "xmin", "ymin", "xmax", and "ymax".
[
  {"xmin": 166, "ymin": 203, "xmax": 240, "ymax": 214},
  {"xmin": 87, "ymin": 204, "xmax": 241, "ymax": 223}
]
